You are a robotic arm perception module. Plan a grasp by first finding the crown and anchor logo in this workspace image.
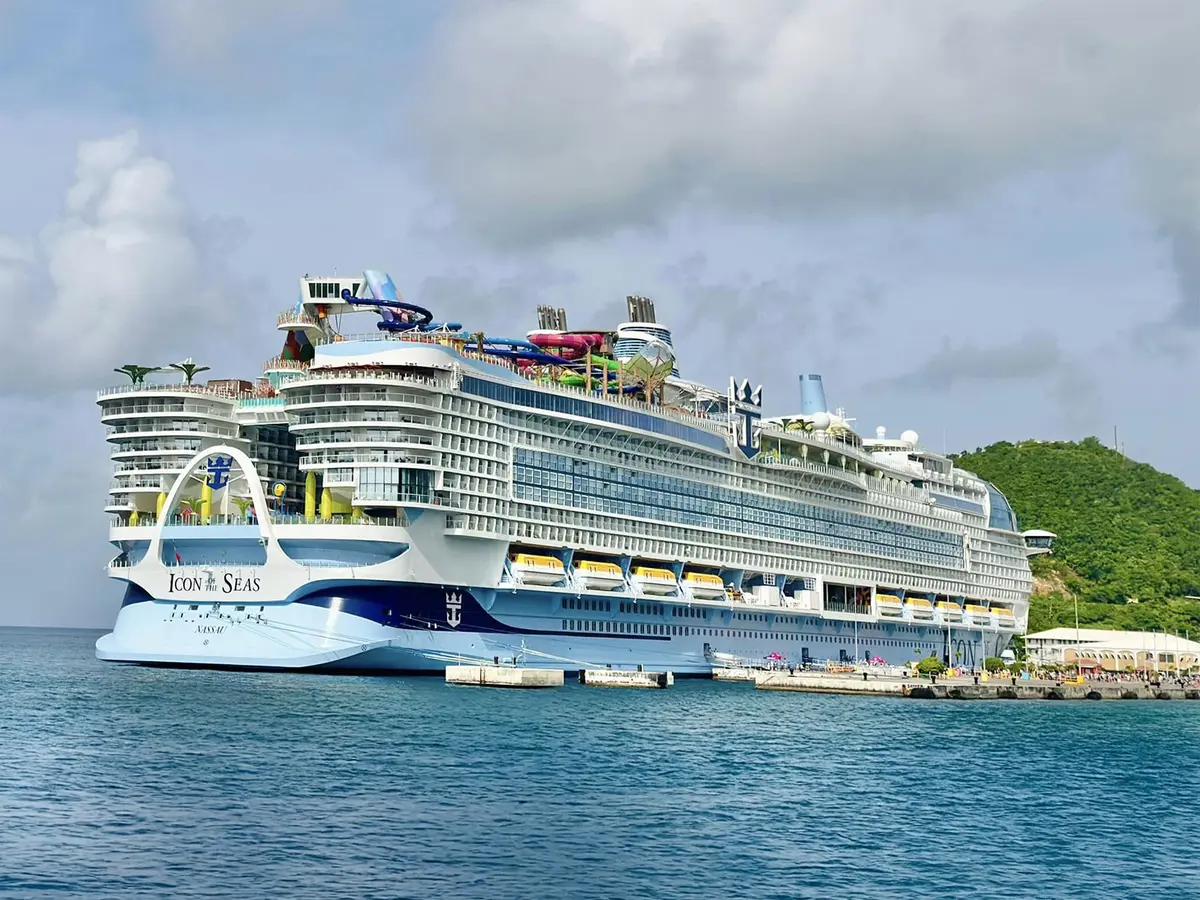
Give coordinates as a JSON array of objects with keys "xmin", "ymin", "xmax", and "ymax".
[
  {"xmin": 205, "ymin": 455, "xmax": 234, "ymax": 491},
  {"xmin": 445, "ymin": 590, "xmax": 463, "ymax": 628}
]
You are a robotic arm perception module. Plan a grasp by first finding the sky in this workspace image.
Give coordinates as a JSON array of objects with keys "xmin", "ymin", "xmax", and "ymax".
[{"xmin": 1, "ymin": 0, "xmax": 1198, "ymax": 627}]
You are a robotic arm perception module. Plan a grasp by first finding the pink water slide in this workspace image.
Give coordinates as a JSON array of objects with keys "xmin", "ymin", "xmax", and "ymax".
[{"xmin": 527, "ymin": 331, "xmax": 604, "ymax": 360}]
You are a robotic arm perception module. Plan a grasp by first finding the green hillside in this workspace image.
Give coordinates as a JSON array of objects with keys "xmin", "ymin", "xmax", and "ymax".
[{"xmin": 952, "ymin": 438, "xmax": 1200, "ymax": 634}]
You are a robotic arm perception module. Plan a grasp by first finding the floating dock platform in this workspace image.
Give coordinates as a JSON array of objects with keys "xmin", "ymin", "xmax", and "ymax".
[
  {"xmin": 580, "ymin": 669, "xmax": 674, "ymax": 688},
  {"xmin": 755, "ymin": 671, "xmax": 1200, "ymax": 700},
  {"xmin": 445, "ymin": 665, "xmax": 564, "ymax": 689},
  {"xmin": 711, "ymin": 667, "xmax": 758, "ymax": 683}
]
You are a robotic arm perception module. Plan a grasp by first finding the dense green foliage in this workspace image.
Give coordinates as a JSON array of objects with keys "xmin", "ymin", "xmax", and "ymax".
[
  {"xmin": 953, "ymin": 438, "xmax": 1200, "ymax": 605},
  {"xmin": 1025, "ymin": 569, "xmax": 1200, "ymax": 635},
  {"xmin": 915, "ymin": 656, "xmax": 946, "ymax": 675}
]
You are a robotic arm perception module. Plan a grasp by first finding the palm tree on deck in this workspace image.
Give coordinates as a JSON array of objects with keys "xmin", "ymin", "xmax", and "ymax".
[
  {"xmin": 114, "ymin": 364, "xmax": 162, "ymax": 384},
  {"xmin": 169, "ymin": 359, "xmax": 211, "ymax": 385}
]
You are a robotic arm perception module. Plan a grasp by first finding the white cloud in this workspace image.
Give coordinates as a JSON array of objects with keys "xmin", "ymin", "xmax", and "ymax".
[
  {"xmin": 417, "ymin": 0, "xmax": 1200, "ymax": 253},
  {"xmin": 0, "ymin": 130, "xmax": 237, "ymax": 395}
]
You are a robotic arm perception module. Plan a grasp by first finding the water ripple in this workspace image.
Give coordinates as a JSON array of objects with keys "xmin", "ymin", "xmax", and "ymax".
[{"xmin": 0, "ymin": 629, "xmax": 1196, "ymax": 900}]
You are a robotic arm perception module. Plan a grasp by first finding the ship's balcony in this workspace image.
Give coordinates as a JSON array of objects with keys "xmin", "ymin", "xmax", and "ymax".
[
  {"xmin": 298, "ymin": 449, "xmax": 436, "ymax": 468},
  {"xmin": 294, "ymin": 432, "xmax": 437, "ymax": 450},
  {"xmin": 283, "ymin": 393, "xmax": 444, "ymax": 415},
  {"xmin": 110, "ymin": 442, "xmax": 207, "ymax": 458},
  {"xmin": 263, "ymin": 356, "xmax": 309, "ymax": 373},
  {"xmin": 277, "ymin": 309, "xmax": 320, "ymax": 330},
  {"xmin": 110, "ymin": 476, "xmax": 174, "ymax": 491},
  {"xmin": 105, "ymin": 422, "xmax": 239, "ymax": 441},
  {"xmin": 97, "ymin": 383, "xmax": 249, "ymax": 401},
  {"xmin": 289, "ymin": 412, "xmax": 436, "ymax": 432},
  {"xmin": 278, "ymin": 367, "xmax": 450, "ymax": 393},
  {"xmin": 112, "ymin": 459, "xmax": 189, "ymax": 473},
  {"xmin": 1022, "ymin": 529, "xmax": 1056, "ymax": 557},
  {"xmin": 99, "ymin": 404, "xmax": 236, "ymax": 424}
]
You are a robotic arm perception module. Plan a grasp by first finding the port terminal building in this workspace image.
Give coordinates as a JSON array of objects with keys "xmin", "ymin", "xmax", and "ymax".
[{"xmin": 1025, "ymin": 628, "xmax": 1200, "ymax": 673}]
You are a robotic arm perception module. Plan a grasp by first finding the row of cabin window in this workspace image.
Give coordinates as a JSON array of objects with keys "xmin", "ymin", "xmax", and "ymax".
[
  {"xmin": 515, "ymin": 448, "xmax": 959, "ymax": 550},
  {"xmin": 461, "ymin": 376, "xmax": 729, "ymax": 453},
  {"xmin": 560, "ymin": 597, "xmax": 666, "ymax": 616},
  {"xmin": 516, "ymin": 480, "xmax": 956, "ymax": 568},
  {"xmin": 560, "ymin": 621, "xmax": 943, "ymax": 647}
]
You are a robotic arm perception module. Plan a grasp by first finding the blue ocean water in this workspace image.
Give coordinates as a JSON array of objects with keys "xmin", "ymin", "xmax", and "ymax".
[{"xmin": 1, "ymin": 629, "xmax": 1197, "ymax": 900}]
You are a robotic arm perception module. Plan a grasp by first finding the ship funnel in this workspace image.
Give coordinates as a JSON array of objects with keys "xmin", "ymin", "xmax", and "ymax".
[{"xmin": 799, "ymin": 374, "xmax": 827, "ymax": 416}]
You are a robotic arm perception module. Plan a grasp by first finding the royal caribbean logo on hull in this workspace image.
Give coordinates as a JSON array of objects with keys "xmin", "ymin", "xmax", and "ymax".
[
  {"xmin": 445, "ymin": 590, "xmax": 462, "ymax": 628},
  {"xmin": 168, "ymin": 569, "xmax": 262, "ymax": 595}
]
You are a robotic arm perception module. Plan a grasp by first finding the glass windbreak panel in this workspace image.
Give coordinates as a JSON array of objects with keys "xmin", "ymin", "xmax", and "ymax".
[{"xmin": 986, "ymin": 483, "xmax": 1017, "ymax": 531}]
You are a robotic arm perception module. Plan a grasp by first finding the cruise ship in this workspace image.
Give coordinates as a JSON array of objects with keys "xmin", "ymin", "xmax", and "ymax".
[{"xmin": 96, "ymin": 270, "xmax": 1052, "ymax": 674}]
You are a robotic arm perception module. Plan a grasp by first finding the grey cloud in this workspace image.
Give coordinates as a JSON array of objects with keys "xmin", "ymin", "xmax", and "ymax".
[
  {"xmin": 659, "ymin": 253, "xmax": 869, "ymax": 400},
  {"xmin": 0, "ymin": 130, "xmax": 246, "ymax": 396},
  {"xmin": 881, "ymin": 331, "xmax": 1064, "ymax": 391},
  {"xmin": 870, "ymin": 330, "xmax": 1105, "ymax": 433},
  {"xmin": 415, "ymin": 0, "xmax": 1200, "ymax": 269},
  {"xmin": 1129, "ymin": 217, "xmax": 1200, "ymax": 357},
  {"xmin": 415, "ymin": 264, "xmax": 579, "ymax": 335},
  {"xmin": 0, "ymin": 395, "xmax": 118, "ymax": 627}
]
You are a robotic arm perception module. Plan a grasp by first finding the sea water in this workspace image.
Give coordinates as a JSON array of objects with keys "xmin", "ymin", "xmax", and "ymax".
[{"xmin": 1, "ymin": 628, "xmax": 1197, "ymax": 900}]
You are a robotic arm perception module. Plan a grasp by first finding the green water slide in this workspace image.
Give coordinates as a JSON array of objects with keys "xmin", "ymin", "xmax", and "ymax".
[{"xmin": 560, "ymin": 355, "xmax": 621, "ymax": 386}]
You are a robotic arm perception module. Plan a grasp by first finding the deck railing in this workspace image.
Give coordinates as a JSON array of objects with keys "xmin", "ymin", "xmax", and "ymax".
[{"xmin": 97, "ymin": 383, "xmax": 250, "ymax": 400}]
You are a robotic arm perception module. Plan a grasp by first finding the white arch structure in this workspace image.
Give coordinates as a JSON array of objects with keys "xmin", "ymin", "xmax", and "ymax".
[{"xmin": 146, "ymin": 444, "xmax": 288, "ymax": 567}]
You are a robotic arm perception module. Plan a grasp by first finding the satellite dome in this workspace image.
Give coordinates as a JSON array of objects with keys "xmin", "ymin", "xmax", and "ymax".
[
  {"xmin": 810, "ymin": 412, "xmax": 832, "ymax": 431},
  {"xmin": 875, "ymin": 426, "xmax": 887, "ymax": 439},
  {"xmin": 900, "ymin": 429, "xmax": 919, "ymax": 446}
]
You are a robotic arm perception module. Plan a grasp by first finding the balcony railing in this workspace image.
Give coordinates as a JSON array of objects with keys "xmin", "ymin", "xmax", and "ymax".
[
  {"xmin": 277, "ymin": 309, "xmax": 319, "ymax": 328},
  {"xmin": 262, "ymin": 356, "xmax": 309, "ymax": 372},
  {"xmin": 294, "ymin": 433, "xmax": 436, "ymax": 449},
  {"xmin": 299, "ymin": 450, "xmax": 436, "ymax": 467},
  {"xmin": 100, "ymin": 403, "xmax": 237, "ymax": 420},
  {"xmin": 106, "ymin": 422, "xmax": 239, "ymax": 438},
  {"xmin": 112, "ymin": 513, "xmax": 402, "ymax": 528},
  {"xmin": 97, "ymin": 383, "xmax": 249, "ymax": 400}
]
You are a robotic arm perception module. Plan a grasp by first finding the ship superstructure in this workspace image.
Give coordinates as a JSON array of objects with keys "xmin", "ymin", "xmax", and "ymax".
[{"xmin": 96, "ymin": 271, "xmax": 1050, "ymax": 673}]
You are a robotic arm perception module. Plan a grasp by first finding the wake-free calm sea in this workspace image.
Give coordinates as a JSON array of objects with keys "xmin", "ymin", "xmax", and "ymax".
[{"xmin": 1, "ymin": 628, "xmax": 1197, "ymax": 900}]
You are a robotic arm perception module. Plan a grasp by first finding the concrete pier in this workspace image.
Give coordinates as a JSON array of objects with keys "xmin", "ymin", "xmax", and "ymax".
[
  {"xmin": 755, "ymin": 671, "xmax": 1200, "ymax": 700},
  {"xmin": 755, "ymin": 672, "xmax": 905, "ymax": 695},
  {"xmin": 712, "ymin": 667, "xmax": 757, "ymax": 683},
  {"xmin": 445, "ymin": 665, "xmax": 564, "ymax": 689},
  {"xmin": 580, "ymin": 669, "xmax": 674, "ymax": 688}
]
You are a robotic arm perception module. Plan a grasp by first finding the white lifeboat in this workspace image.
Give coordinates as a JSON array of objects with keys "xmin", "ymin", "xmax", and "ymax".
[
  {"xmin": 904, "ymin": 597, "xmax": 935, "ymax": 620},
  {"xmin": 631, "ymin": 566, "xmax": 677, "ymax": 596},
  {"xmin": 992, "ymin": 606, "xmax": 1017, "ymax": 629},
  {"xmin": 574, "ymin": 560, "xmax": 625, "ymax": 592},
  {"xmin": 876, "ymin": 591, "xmax": 904, "ymax": 617},
  {"xmin": 683, "ymin": 572, "xmax": 724, "ymax": 600},
  {"xmin": 964, "ymin": 603, "xmax": 993, "ymax": 626},
  {"xmin": 510, "ymin": 553, "xmax": 565, "ymax": 586},
  {"xmin": 936, "ymin": 601, "xmax": 963, "ymax": 623}
]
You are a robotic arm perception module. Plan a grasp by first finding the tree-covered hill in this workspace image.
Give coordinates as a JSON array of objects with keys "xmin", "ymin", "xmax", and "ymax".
[{"xmin": 952, "ymin": 438, "xmax": 1200, "ymax": 606}]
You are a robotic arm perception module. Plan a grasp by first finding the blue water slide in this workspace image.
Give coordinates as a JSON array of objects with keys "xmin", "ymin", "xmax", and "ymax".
[
  {"xmin": 480, "ymin": 337, "xmax": 543, "ymax": 352},
  {"xmin": 340, "ymin": 287, "xmax": 433, "ymax": 330}
]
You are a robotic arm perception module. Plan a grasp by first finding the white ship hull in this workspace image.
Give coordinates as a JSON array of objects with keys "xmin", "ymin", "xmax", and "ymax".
[{"xmin": 98, "ymin": 555, "xmax": 1013, "ymax": 674}]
